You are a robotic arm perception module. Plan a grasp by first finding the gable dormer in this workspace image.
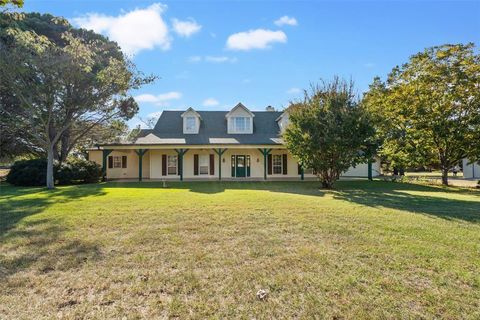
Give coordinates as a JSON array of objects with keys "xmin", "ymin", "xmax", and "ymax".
[
  {"xmin": 276, "ymin": 110, "xmax": 290, "ymax": 133},
  {"xmin": 225, "ymin": 103, "xmax": 254, "ymax": 134},
  {"xmin": 181, "ymin": 107, "xmax": 201, "ymax": 134}
]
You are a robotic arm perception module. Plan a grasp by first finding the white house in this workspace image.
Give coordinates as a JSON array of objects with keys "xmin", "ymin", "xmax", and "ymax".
[
  {"xmin": 463, "ymin": 159, "xmax": 480, "ymax": 179},
  {"xmin": 88, "ymin": 103, "xmax": 381, "ymax": 181}
]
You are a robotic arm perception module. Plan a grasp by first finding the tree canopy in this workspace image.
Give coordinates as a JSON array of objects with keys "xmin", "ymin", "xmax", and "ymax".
[
  {"xmin": 283, "ymin": 77, "xmax": 376, "ymax": 188},
  {"xmin": 0, "ymin": 12, "xmax": 155, "ymax": 188},
  {"xmin": 363, "ymin": 43, "xmax": 480, "ymax": 185}
]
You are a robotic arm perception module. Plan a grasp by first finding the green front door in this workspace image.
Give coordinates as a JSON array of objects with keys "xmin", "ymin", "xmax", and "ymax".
[{"xmin": 236, "ymin": 155, "xmax": 246, "ymax": 177}]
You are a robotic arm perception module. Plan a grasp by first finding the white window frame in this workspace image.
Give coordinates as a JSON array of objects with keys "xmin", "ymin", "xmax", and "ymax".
[
  {"xmin": 199, "ymin": 154, "xmax": 209, "ymax": 175},
  {"xmin": 167, "ymin": 155, "xmax": 177, "ymax": 175},
  {"xmin": 113, "ymin": 156, "xmax": 122, "ymax": 168},
  {"xmin": 185, "ymin": 116, "xmax": 196, "ymax": 133},
  {"xmin": 231, "ymin": 117, "xmax": 251, "ymax": 133},
  {"xmin": 272, "ymin": 154, "xmax": 282, "ymax": 175}
]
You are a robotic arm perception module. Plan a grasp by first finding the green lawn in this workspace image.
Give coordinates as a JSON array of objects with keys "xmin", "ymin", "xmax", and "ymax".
[{"xmin": 1, "ymin": 181, "xmax": 479, "ymax": 319}]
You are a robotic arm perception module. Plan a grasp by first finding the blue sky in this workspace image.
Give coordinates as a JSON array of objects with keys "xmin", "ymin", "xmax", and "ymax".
[{"xmin": 23, "ymin": 0, "xmax": 480, "ymax": 128}]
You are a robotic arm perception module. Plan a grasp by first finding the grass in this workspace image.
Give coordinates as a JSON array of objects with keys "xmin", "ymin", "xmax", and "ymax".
[
  {"xmin": 1, "ymin": 181, "xmax": 480, "ymax": 319},
  {"xmin": 405, "ymin": 170, "xmax": 463, "ymax": 178}
]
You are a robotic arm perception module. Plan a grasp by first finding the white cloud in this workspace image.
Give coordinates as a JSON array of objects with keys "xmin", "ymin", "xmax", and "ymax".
[
  {"xmin": 188, "ymin": 55, "xmax": 202, "ymax": 62},
  {"xmin": 202, "ymin": 98, "xmax": 220, "ymax": 107},
  {"xmin": 73, "ymin": 3, "xmax": 170, "ymax": 55},
  {"xmin": 226, "ymin": 29, "xmax": 287, "ymax": 51},
  {"xmin": 364, "ymin": 62, "xmax": 375, "ymax": 68},
  {"xmin": 172, "ymin": 18, "xmax": 202, "ymax": 37},
  {"xmin": 135, "ymin": 91, "xmax": 182, "ymax": 106},
  {"xmin": 205, "ymin": 56, "xmax": 237, "ymax": 63},
  {"xmin": 188, "ymin": 56, "xmax": 237, "ymax": 63},
  {"xmin": 287, "ymin": 87, "xmax": 301, "ymax": 94},
  {"xmin": 274, "ymin": 16, "xmax": 298, "ymax": 27}
]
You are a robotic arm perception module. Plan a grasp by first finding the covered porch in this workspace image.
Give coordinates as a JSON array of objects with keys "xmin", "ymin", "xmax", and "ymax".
[{"xmin": 88, "ymin": 145, "xmax": 308, "ymax": 181}]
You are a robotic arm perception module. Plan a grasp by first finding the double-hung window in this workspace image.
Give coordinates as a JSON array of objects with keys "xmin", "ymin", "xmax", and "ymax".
[
  {"xmin": 199, "ymin": 155, "xmax": 209, "ymax": 175},
  {"xmin": 113, "ymin": 156, "xmax": 122, "ymax": 168},
  {"xmin": 232, "ymin": 117, "xmax": 251, "ymax": 133},
  {"xmin": 185, "ymin": 117, "xmax": 196, "ymax": 133},
  {"xmin": 167, "ymin": 155, "xmax": 177, "ymax": 175},
  {"xmin": 272, "ymin": 155, "xmax": 282, "ymax": 174}
]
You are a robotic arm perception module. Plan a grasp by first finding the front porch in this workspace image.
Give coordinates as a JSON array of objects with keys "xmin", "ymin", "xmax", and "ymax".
[{"xmin": 88, "ymin": 146, "xmax": 311, "ymax": 182}]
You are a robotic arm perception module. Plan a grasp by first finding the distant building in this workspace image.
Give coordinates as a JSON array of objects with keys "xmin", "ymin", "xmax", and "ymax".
[{"xmin": 463, "ymin": 159, "xmax": 480, "ymax": 179}]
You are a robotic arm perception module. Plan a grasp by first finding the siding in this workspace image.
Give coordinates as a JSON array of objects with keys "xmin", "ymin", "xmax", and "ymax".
[
  {"xmin": 463, "ymin": 159, "xmax": 480, "ymax": 179},
  {"xmin": 90, "ymin": 148, "xmax": 381, "ymax": 180},
  {"xmin": 88, "ymin": 149, "xmax": 150, "ymax": 179}
]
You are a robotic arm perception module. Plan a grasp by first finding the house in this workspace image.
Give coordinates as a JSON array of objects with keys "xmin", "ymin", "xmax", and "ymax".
[
  {"xmin": 462, "ymin": 159, "xmax": 480, "ymax": 179},
  {"xmin": 88, "ymin": 103, "xmax": 381, "ymax": 181}
]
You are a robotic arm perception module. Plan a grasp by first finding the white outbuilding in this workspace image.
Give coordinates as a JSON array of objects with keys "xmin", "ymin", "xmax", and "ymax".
[{"xmin": 463, "ymin": 159, "xmax": 480, "ymax": 179}]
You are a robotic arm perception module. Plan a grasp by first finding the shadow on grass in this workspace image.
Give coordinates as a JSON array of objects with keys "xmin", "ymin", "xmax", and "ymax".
[
  {"xmin": 0, "ymin": 184, "xmax": 106, "ymax": 278},
  {"xmin": 0, "ymin": 183, "xmax": 107, "ymax": 234},
  {"xmin": 104, "ymin": 180, "xmax": 327, "ymax": 196},
  {"xmin": 331, "ymin": 181, "xmax": 480, "ymax": 223},
  {"xmin": 104, "ymin": 180, "xmax": 480, "ymax": 223}
]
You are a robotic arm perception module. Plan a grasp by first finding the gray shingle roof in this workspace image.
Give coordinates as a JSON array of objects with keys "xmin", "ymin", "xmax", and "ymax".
[{"xmin": 134, "ymin": 110, "xmax": 284, "ymax": 145}]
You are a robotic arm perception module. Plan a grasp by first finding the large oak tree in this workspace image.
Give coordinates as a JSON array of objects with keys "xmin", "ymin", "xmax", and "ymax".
[
  {"xmin": 363, "ymin": 43, "xmax": 480, "ymax": 185},
  {"xmin": 0, "ymin": 12, "xmax": 155, "ymax": 188}
]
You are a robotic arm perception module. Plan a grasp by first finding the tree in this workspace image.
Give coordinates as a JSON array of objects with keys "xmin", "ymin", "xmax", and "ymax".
[
  {"xmin": 0, "ymin": 12, "xmax": 155, "ymax": 188},
  {"xmin": 68, "ymin": 120, "xmax": 130, "ymax": 159},
  {"xmin": 283, "ymin": 77, "xmax": 376, "ymax": 188},
  {"xmin": 364, "ymin": 43, "xmax": 480, "ymax": 185},
  {"xmin": 0, "ymin": 0, "xmax": 23, "ymax": 10}
]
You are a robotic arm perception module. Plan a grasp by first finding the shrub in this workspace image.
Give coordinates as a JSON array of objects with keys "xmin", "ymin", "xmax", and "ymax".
[
  {"xmin": 6, "ymin": 158, "xmax": 101, "ymax": 186},
  {"xmin": 6, "ymin": 158, "xmax": 48, "ymax": 186},
  {"xmin": 56, "ymin": 159, "xmax": 102, "ymax": 185}
]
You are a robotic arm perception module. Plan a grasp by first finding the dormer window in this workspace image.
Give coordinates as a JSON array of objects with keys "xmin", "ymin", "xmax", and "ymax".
[
  {"xmin": 233, "ymin": 117, "xmax": 251, "ymax": 132},
  {"xmin": 185, "ymin": 116, "xmax": 196, "ymax": 133},
  {"xmin": 226, "ymin": 103, "xmax": 254, "ymax": 134},
  {"xmin": 181, "ymin": 107, "xmax": 201, "ymax": 134},
  {"xmin": 276, "ymin": 110, "xmax": 290, "ymax": 133}
]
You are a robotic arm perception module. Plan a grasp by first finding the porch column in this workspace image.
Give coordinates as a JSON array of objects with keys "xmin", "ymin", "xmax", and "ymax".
[
  {"xmin": 102, "ymin": 149, "xmax": 113, "ymax": 181},
  {"xmin": 213, "ymin": 148, "xmax": 227, "ymax": 180},
  {"xmin": 258, "ymin": 148, "xmax": 272, "ymax": 180},
  {"xmin": 135, "ymin": 149, "xmax": 148, "ymax": 181},
  {"xmin": 174, "ymin": 148, "xmax": 189, "ymax": 181},
  {"xmin": 368, "ymin": 160, "xmax": 373, "ymax": 181}
]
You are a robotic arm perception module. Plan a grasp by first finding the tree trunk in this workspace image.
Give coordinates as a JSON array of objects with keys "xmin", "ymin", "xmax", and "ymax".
[
  {"xmin": 59, "ymin": 131, "xmax": 70, "ymax": 163},
  {"xmin": 46, "ymin": 145, "xmax": 55, "ymax": 189},
  {"xmin": 319, "ymin": 169, "xmax": 335, "ymax": 189},
  {"xmin": 321, "ymin": 180, "xmax": 334, "ymax": 189},
  {"xmin": 441, "ymin": 168, "xmax": 449, "ymax": 186}
]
